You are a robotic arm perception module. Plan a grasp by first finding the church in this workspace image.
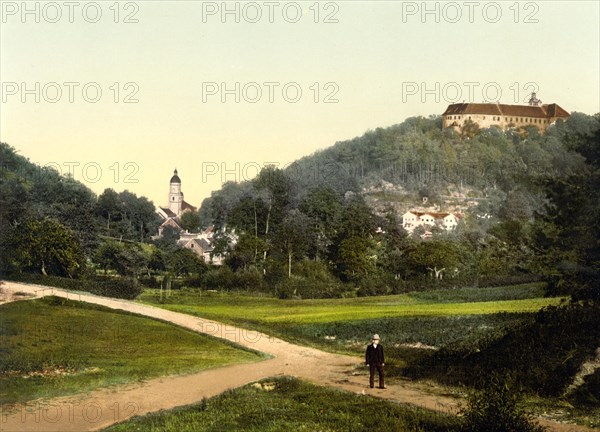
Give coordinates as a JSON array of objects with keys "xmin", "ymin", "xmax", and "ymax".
[
  {"xmin": 156, "ymin": 169, "xmax": 224, "ymax": 264},
  {"xmin": 156, "ymin": 169, "xmax": 197, "ymax": 224},
  {"xmin": 442, "ymin": 93, "xmax": 569, "ymax": 132}
]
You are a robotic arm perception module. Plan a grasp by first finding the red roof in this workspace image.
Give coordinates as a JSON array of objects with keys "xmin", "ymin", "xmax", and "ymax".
[
  {"xmin": 407, "ymin": 211, "xmax": 462, "ymax": 219},
  {"xmin": 182, "ymin": 200, "xmax": 197, "ymax": 212}
]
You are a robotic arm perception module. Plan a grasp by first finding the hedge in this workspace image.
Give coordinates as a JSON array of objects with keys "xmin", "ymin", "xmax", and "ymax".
[{"xmin": 2, "ymin": 273, "xmax": 142, "ymax": 300}]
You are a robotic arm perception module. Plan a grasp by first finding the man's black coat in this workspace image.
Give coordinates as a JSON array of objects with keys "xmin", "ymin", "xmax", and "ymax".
[{"xmin": 365, "ymin": 343, "xmax": 385, "ymax": 365}]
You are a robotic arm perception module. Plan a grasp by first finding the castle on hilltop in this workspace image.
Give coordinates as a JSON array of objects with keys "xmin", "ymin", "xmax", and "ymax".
[{"xmin": 442, "ymin": 93, "xmax": 569, "ymax": 132}]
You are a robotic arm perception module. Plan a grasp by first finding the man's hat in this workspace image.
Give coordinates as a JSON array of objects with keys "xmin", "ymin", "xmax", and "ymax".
[{"xmin": 372, "ymin": 334, "xmax": 380, "ymax": 340}]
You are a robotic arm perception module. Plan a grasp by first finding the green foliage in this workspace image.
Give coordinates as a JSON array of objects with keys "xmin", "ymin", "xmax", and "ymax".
[
  {"xmin": 409, "ymin": 302, "xmax": 600, "ymax": 398},
  {"xmin": 460, "ymin": 374, "xmax": 546, "ymax": 432},
  {"xmin": 180, "ymin": 211, "xmax": 201, "ymax": 232},
  {"xmin": 6, "ymin": 273, "xmax": 143, "ymax": 299},
  {"xmin": 104, "ymin": 376, "xmax": 461, "ymax": 432},
  {"xmin": 0, "ymin": 143, "xmax": 160, "ymax": 280},
  {"xmin": 95, "ymin": 188, "xmax": 160, "ymax": 242},
  {"xmin": 569, "ymin": 368, "xmax": 600, "ymax": 407},
  {"xmin": 12, "ymin": 218, "xmax": 85, "ymax": 277}
]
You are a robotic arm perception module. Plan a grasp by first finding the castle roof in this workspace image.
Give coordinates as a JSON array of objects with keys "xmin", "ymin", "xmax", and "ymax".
[{"xmin": 442, "ymin": 103, "xmax": 569, "ymax": 119}]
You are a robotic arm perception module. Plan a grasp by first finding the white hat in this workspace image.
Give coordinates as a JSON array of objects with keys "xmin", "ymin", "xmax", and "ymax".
[{"xmin": 372, "ymin": 334, "xmax": 380, "ymax": 340}]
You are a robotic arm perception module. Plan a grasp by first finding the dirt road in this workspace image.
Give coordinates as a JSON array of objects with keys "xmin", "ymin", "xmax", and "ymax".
[{"xmin": 0, "ymin": 282, "xmax": 593, "ymax": 432}]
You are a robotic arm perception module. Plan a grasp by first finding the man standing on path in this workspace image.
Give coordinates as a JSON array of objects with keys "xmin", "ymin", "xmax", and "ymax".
[{"xmin": 365, "ymin": 334, "xmax": 385, "ymax": 389}]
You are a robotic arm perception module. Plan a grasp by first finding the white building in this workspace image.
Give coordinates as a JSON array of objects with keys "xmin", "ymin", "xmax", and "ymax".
[{"xmin": 402, "ymin": 211, "xmax": 461, "ymax": 234}]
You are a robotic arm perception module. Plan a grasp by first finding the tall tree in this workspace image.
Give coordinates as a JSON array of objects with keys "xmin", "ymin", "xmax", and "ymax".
[
  {"xmin": 17, "ymin": 218, "xmax": 84, "ymax": 277},
  {"xmin": 273, "ymin": 210, "xmax": 313, "ymax": 277}
]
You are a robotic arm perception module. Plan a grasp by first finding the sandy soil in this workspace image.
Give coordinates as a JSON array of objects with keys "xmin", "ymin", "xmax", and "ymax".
[{"xmin": 0, "ymin": 281, "xmax": 595, "ymax": 432}]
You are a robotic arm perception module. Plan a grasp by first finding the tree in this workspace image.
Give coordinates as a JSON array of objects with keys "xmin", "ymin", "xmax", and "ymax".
[
  {"xmin": 379, "ymin": 209, "xmax": 413, "ymax": 280},
  {"xmin": 180, "ymin": 211, "xmax": 201, "ymax": 232},
  {"xmin": 299, "ymin": 186, "xmax": 343, "ymax": 260},
  {"xmin": 337, "ymin": 236, "xmax": 377, "ymax": 281},
  {"xmin": 460, "ymin": 119, "xmax": 481, "ymax": 139},
  {"xmin": 253, "ymin": 166, "xmax": 292, "ymax": 261},
  {"xmin": 94, "ymin": 240, "xmax": 123, "ymax": 274},
  {"xmin": 272, "ymin": 210, "xmax": 313, "ymax": 277},
  {"xmin": 17, "ymin": 218, "xmax": 84, "ymax": 277},
  {"xmin": 409, "ymin": 239, "xmax": 469, "ymax": 280},
  {"xmin": 95, "ymin": 188, "xmax": 121, "ymax": 231},
  {"xmin": 165, "ymin": 248, "xmax": 207, "ymax": 277}
]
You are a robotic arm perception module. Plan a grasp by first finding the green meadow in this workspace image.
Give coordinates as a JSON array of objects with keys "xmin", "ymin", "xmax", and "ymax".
[
  {"xmin": 0, "ymin": 297, "xmax": 264, "ymax": 404},
  {"xmin": 138, "ymin": 283, "xmax": 561, "ymax": 355}
]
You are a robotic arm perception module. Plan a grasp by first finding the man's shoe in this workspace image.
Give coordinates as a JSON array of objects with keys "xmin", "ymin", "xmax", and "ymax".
[{"xmin": 379, "ymin": 386, "xmax": 387, "ymax": 389}]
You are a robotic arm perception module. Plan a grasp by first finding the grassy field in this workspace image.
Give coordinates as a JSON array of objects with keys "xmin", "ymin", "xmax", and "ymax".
[
  {"xmin": 103, "ymin": 376, "xmax": 461, "ymax": 432},
  {"xmin": 0, "ymin": 296, "xmax": 264, "ymax": 404},
  {"xmin": 138, "ymin": 283, "xmax": 561, "ymax": 356}
]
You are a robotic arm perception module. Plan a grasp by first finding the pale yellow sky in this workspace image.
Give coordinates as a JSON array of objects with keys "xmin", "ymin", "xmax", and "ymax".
[{"xmin": 1, "ymin": 1, "xmax": 599, "ymax": 206}]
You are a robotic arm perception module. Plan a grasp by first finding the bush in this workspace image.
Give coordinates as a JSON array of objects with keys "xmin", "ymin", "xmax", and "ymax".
[
  {"xmin": 460, "ymin": 374, "xmax": 546, "ymax": 432},
  {"xmin": 407, "ymin": 302, "xmax": 600, "ymax": 397},
  {"xmin": 202, "ymin": 267, "xmax": 235, "ymax": 290},
  {"xmin": 5, "ymin": 273, "xmax": 142, "ymax": 300},
  {"xmin": 233, "ymin": 268, "xmax": 265, "ymax": 291},
  {"xmin": 357, "ymin": 274, "xmax": 392, "ymax": 297},
  {"xmin": 138, "ymin": 275, "xmax": 161, "ymax": 288},
  {"xmin": 181, "ymin": 276, "xmax": 204, "ymax": 288},
  {"xmin": 275, "ymin": 275, "xmax": 348, "ymax": 299},
  {"xmin": 569, "ymin": 368, "xmax": 600, "ymax": 407}
]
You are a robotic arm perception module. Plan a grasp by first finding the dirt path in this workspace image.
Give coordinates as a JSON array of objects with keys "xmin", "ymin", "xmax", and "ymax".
[{"xmin": 0, "ymin": 281, "xmax": 594, "ymax": 432}]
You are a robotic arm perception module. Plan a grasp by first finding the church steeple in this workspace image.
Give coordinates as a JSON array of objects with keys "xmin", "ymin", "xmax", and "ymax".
[
  {"xmin": 168, "ymin": 168, "xmax": 184, "ymax": 216},
  {"xmin": 170, "ymin": 169, "xmax": 181, "ymax": 184}
]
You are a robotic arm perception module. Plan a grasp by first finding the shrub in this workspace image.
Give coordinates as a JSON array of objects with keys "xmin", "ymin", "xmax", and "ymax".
[
  {"xmin": 233, "ymin": 268, "xmax": 265, "ymax": 291},
  {"xmin": 138, "ymin": 275, "xmax": 161, "ymax": 288},
  {"xmin": 357, "ymin": 274, "xmax": 392, "ymax": 297},
  {"xmin": 407, "ymin": 302, "xmax": 600, "ymax": 397},
  {"xmin": 5, "ymin": 273, "xmax": 142, "ymax": 300},
  {"xmin": 568, "ymin": 368, "xmax": 600, "ymax": 407},
  {"xmin": 202, "ymin": 267, "xmax": 235, "ymax": 290},
  {"xmin": 460, "ymin": 374, "xmax": 546, "ymax": 432},
  {"xmin": 275, "ymin": 275, "xmax": 348, "ymax": 299}
]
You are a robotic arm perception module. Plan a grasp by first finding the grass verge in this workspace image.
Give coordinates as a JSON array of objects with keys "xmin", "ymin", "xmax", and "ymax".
[{"xmin": 0, "ymin": 296, "xmax": 264, "ymax": 404}]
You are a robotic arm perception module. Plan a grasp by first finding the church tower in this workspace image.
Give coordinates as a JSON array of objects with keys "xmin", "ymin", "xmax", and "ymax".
[{"xmin": 168, "ymin": 169, "xmax": 184, "ymax": 216}]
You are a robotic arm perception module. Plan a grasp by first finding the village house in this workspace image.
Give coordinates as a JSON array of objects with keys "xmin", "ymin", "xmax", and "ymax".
[
  {"xmin": 442, "ymin": 93, "xmax": 569, "ymax": 132},
  {"xmin": 402, "ymin": 211, "xmax": 461, "ymax": 235}
]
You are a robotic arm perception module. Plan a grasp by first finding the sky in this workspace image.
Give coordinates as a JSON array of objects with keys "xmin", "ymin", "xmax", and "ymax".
[{"xmin": 1, "ymin": 0, "xmax": 599, "ymax": 207}]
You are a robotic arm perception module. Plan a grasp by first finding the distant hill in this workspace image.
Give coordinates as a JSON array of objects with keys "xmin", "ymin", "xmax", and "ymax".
[{"xmin": 200, "ymin": 113, "xmax": 591, "ymax": 227}]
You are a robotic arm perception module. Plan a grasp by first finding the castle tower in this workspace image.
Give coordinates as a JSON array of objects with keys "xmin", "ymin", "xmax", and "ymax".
[
  {"xmin": 528, "ymin": 92, "xmax": 542, "ymax": 106},
  {"xmin": 168, "ymin": 169, "xmax": 184, "ymax": 216}
]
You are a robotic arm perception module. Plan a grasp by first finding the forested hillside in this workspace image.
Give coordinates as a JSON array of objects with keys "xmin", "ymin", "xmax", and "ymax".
[
  {"xmin": 0, "ymin": 143, "xmax": 205, "ymax": 288},
  {"xmin": 198, "ymin": 113, "xmax": 600, "ymax": 297},
  {"xmin": 1, "ymin": 111, "xmax": 599, "ymax": 299}
]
